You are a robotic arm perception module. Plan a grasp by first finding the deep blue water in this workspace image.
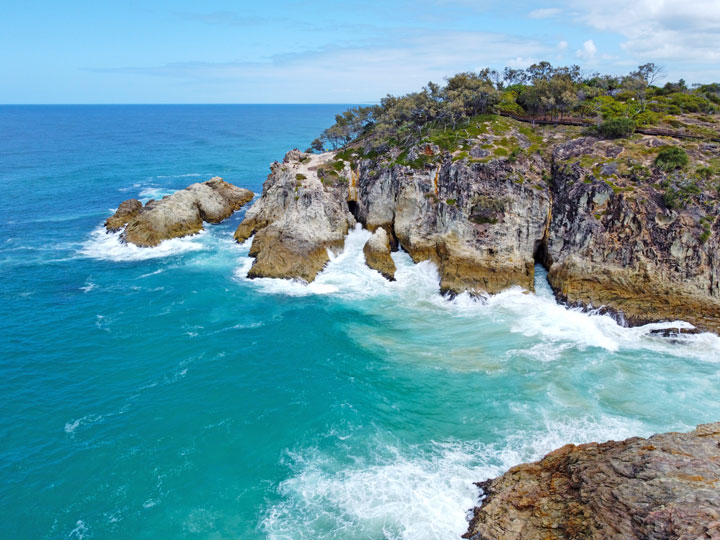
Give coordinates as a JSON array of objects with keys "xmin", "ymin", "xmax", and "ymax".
[{"xmin": 2, "ymin": 105, "xmax": 720, "ymax": 540}]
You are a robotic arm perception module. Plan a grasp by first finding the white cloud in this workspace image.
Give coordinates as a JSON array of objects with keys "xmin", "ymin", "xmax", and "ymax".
[
  {"xmin": 529, "ymin": 8, "xmax": 562, "ymax": 19},
  {"xmin": 571, "ymin": 0, "xmax": 720, "ymax": 62},
  {"xmin": 575, "ymin": 39, "xmax": 597, "ymax": 60},
  {"xmin": 93, "ymin": 31, "xmax": 553, "ymax": 102},
  {"xmin": 557, "ymin": 40, "xmax": 568, "ymax": 50},
  {"xmin": 506, "ymin": 56, "xmax": 538, "ymax": 68}
]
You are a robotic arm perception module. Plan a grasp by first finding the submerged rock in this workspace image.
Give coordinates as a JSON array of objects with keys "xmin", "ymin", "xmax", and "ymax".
[
  {"xmin": 363, "ymin": 227, "xmax": 396, "ymax": 280},
  {"xmin": 107, "ymin": 177, "xmax": 253, "ymax": 247},
  {"xmin": 463, "ymin": 422, "xmax": 720, "ymax": 540},
  {"xmin": 234, "ymin": 149, "xmax": 355, "ymax": 282}
]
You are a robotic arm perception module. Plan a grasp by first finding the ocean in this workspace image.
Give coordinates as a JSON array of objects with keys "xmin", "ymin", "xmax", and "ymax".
[{"xmin": 2, "ymin": 105, "xmax": 720, "ymax": 540}]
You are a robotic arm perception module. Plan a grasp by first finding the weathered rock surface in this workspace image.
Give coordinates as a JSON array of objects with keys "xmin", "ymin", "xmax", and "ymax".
[
  {"xmin": 105, "ymin": 198, "xmax": 143, "ymax": 231},
  {"xmin": 463, "ymin": 422, "xmax": 720, "ymax": 540},
  {"xmin": 236, "ymin": 117, "xmax": 720, "ymax": 332},
  {"xmin": 545, "ymin": 137, "xmax": 720, "ymax": 331},
  {"xmin": 107, "ymin": 177, "xmax": 253, "ymax": 247},
  {"xmin": 363, "ymin": 227, "xmax": 396, "ymax": 280},
  {"xmin": 234, "ymin": 149, "xmax": 355, "ymax": 282}
]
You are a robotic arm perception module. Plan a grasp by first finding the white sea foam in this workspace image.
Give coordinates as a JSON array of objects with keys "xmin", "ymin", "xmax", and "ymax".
[
  {"xmin": 262, "ymin": 415, "xmax": 649, "ymax": 540},
  {"xmin": 68, "ymin": 520, "xmax": 89, "ymax": 539},
  {"xmin": 237, "ymin": 225, "xmax": 720, "ymax": 360},
  {"xmin": 80, "ymin": 280, "xmax": 96, "ymax": 293},
  {"xmin": 138, "ymin": 187, "xmax": 176, "ymax": 201},
  {"xmin": 79, "ymin": 227, "xmax": 206, "ymax": 262},
  {"xmin": 155, "ymin": 173, "xmax": 205, "ymax": 179},
  {"xmin": 235, "ymin": 225, "xmax": 440, "ymax": 299}
]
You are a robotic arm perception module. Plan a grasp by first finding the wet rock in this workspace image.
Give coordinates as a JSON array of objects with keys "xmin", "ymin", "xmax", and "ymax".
[
  {"xmin": 105, "ymin": 199, "xmax": 142, "ymax": 232},
  {"xmin": 464, "ymin": 422, "xmax": 720, "ymax": 540},
  {"xmin": 107, "ymin": 177, "xmax": 253, "ymax": 247},
  {"xmin": 363, "ymin": 227, "xmax": 396, "ymax": 280}
]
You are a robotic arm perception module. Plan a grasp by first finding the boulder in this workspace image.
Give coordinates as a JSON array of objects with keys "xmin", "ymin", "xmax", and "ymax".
[
  {"xmin": 464, "ymin": 422, "xmax": 720, "ymax": 540},
  {"xmin": 363, "ymin": 227, "xmax": 396, "ymax": 280},
  {"xmin": 105, "ymin": 199, "xmax": 142, "ymax": 231},
  {"xmin": 106, "ymin": 177, "xmax": 253, "ymax": 247}
]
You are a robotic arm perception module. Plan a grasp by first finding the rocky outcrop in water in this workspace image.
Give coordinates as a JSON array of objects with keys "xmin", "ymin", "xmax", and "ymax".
[
  {"xmin": 363, "ymin": 227, "xmax": 396, "ymax": 280},
  {"xmin": 234, "ymin": 149, "xmax": 355, "ymax": 282},
  {"xmin": 236, "ymin": 116, "xmax": 720, "ymax": 332},
  {"xmin": 463, "ymin": 422, "xmax": 720, "ymax": 540},
  {"xmin": 107, "ymin": 177, "xmax": 253, "ymax": 247}
]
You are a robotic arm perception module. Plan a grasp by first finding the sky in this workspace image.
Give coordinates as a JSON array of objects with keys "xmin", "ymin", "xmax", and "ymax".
[{"xmin": 2, "ymin": 0, "xmax": 720, "ymax": 103}]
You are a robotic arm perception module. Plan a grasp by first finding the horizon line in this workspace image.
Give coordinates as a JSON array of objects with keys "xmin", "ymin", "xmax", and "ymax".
[{"xmin": 0, "ymin": 102, "xmax": 373, "ymax": 106}]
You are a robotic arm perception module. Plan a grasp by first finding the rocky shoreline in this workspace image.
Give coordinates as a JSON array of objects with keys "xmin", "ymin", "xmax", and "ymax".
[
  {"xmin": 234, "ymin": 116, "xmax": 720, "ymax": 333},
  {"xmin": 463, "ymin": 422, "xmax": 720, "ymax": 540},
  {"xmin": 106, "ymin": 176, "xmax": 253, "ymax": 246}
]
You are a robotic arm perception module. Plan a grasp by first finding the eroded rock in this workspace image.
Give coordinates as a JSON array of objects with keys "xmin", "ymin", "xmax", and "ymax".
[
  {"xmin": 235, "ymin": 118, "xmax": 720, "ymax": 333},
  {"xmin": 106, "ymin": 177, "xmax": 253, "ymax": 247},
  {"xmin": 363, "ymin": 227, "xmax": 396, "ymax": 280},
  {"xmin": 235, "ymin": 150, "xmax": 355, "ymax": 282},
  {"xmin": 464, "ymin": 422, "xmax": 720, "ymax": 540}
]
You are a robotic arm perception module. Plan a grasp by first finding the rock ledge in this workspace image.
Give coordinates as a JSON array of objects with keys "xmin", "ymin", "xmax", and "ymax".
[{"xmin": 464, "ymin": 422, "xmax": 720, "ymax": 540}]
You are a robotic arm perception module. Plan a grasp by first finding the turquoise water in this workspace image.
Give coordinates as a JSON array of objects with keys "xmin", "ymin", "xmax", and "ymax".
[{"xmin": 2, "ymin": 105, "xmax": 720, "ymax": 540}]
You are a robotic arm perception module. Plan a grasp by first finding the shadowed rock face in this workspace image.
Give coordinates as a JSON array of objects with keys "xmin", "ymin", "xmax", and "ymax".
[
  {"xmin": 235, "ymin": 120, "xmax": 720, "ymax": 333},
  {"xmin": 105, "ymin": 199, "xmax": 142, "ymax": 231},
  {"xmin": 463, "ymin": 422, "xmax": 720, "ymax": 540},
  {"xmin": 363, "ymin": 227, "xmax": 396, "ymax": 280},
  {"xmin": 106, "ymin": 177, "xmax": 253, "ymax": 247}
]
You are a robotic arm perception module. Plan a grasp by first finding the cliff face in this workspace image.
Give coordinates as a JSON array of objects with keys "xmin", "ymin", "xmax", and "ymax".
[
  {"xmin": 547, "ymin": 138, "xmax": 720, "ymax": 330},
  {"xmin": 463, "ymin": 422, "xmax": 720, "ymax": 540},
  {"xmin": 236, "ymin": 116, "xmax": 720, "ymax": 332},
  {"xmin": 234, "ymin": 150, "xmax": 355, "ymax": 282}
]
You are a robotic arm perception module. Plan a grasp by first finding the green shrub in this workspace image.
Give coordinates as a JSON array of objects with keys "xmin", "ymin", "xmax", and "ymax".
[
  {"xmin": 661, "ymin": 178, "xmax": 700, "ymax": 209},
  {"xmin": 295, "ymin": 173, "xmax": 307, "ymax": 181},
  {"xmin": 597, "ymin": 117, "xmax": 635, "ymax": 138},
  {"xmin": 655, "ymin": 147, "xmax": 689, "ymax": 171},
  {"xmin": 696, "ymin": 166, "xmax": 714, "ymax": 180}
]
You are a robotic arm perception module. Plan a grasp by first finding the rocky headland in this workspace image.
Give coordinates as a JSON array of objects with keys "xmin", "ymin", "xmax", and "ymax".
[
  {"xmin": 463, "ymin": 422, "xmax": 720, "ymax": 540},
  {"xmin": 106, "ymin": 176, "xmax": 253, "ymax": 247},
  {"xmin": 235, "ymin": 114, "xmax": 720, "ymax": 332}
]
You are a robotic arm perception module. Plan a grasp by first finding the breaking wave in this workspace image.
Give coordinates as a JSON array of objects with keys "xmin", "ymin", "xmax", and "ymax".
[
  {"xmin": 262, "ymin": 415, "xmax": 648, "ymax": 540},
  {"xmin": 236, "ymin": 225, "xmax": 720, "ymax": 361},
  {"xmin": 79, "ymin": 226, "xmax": 207, "ymax": 262}
]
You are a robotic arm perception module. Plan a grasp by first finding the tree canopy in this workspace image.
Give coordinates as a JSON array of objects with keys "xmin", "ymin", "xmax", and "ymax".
[{"xmin": 309, "ymin": 62, "xmax": 719, "ymax": 152}]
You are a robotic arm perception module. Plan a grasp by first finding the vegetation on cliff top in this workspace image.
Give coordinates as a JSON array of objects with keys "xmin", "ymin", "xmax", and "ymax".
[{"xmin": 309, "ymin": 62, "xmax": 720, "ymax": 154}]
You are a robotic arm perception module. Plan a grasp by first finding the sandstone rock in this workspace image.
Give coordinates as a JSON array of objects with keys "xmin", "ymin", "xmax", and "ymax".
[
  {"xmin": 545, "ymin": 151, "xmax": 720, "ymax": 333},
  {"xmin": 107, "ymin": 177, "xmax": 253, "ymax": 247},
  {"xmin": 464, "ymin": 422, "xmax": 720, "ymax": 540},
  {"xmin": 354, "ymin": 153, "xmax": 549, "ymax": 295},
  {"xmin": 105, "ymin": 199, "xmax": 142, "ymax": 231},
  {"xmin": 235, "ymin": 149, "xmax": 355, "ymax": 282},
  {"xmin": 363, "ymin": 227, "xmax": 396, "ymax": 280},
  {"xmin": 238, "ymin": 120, "xmax": 720, "ymax": 333}
]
